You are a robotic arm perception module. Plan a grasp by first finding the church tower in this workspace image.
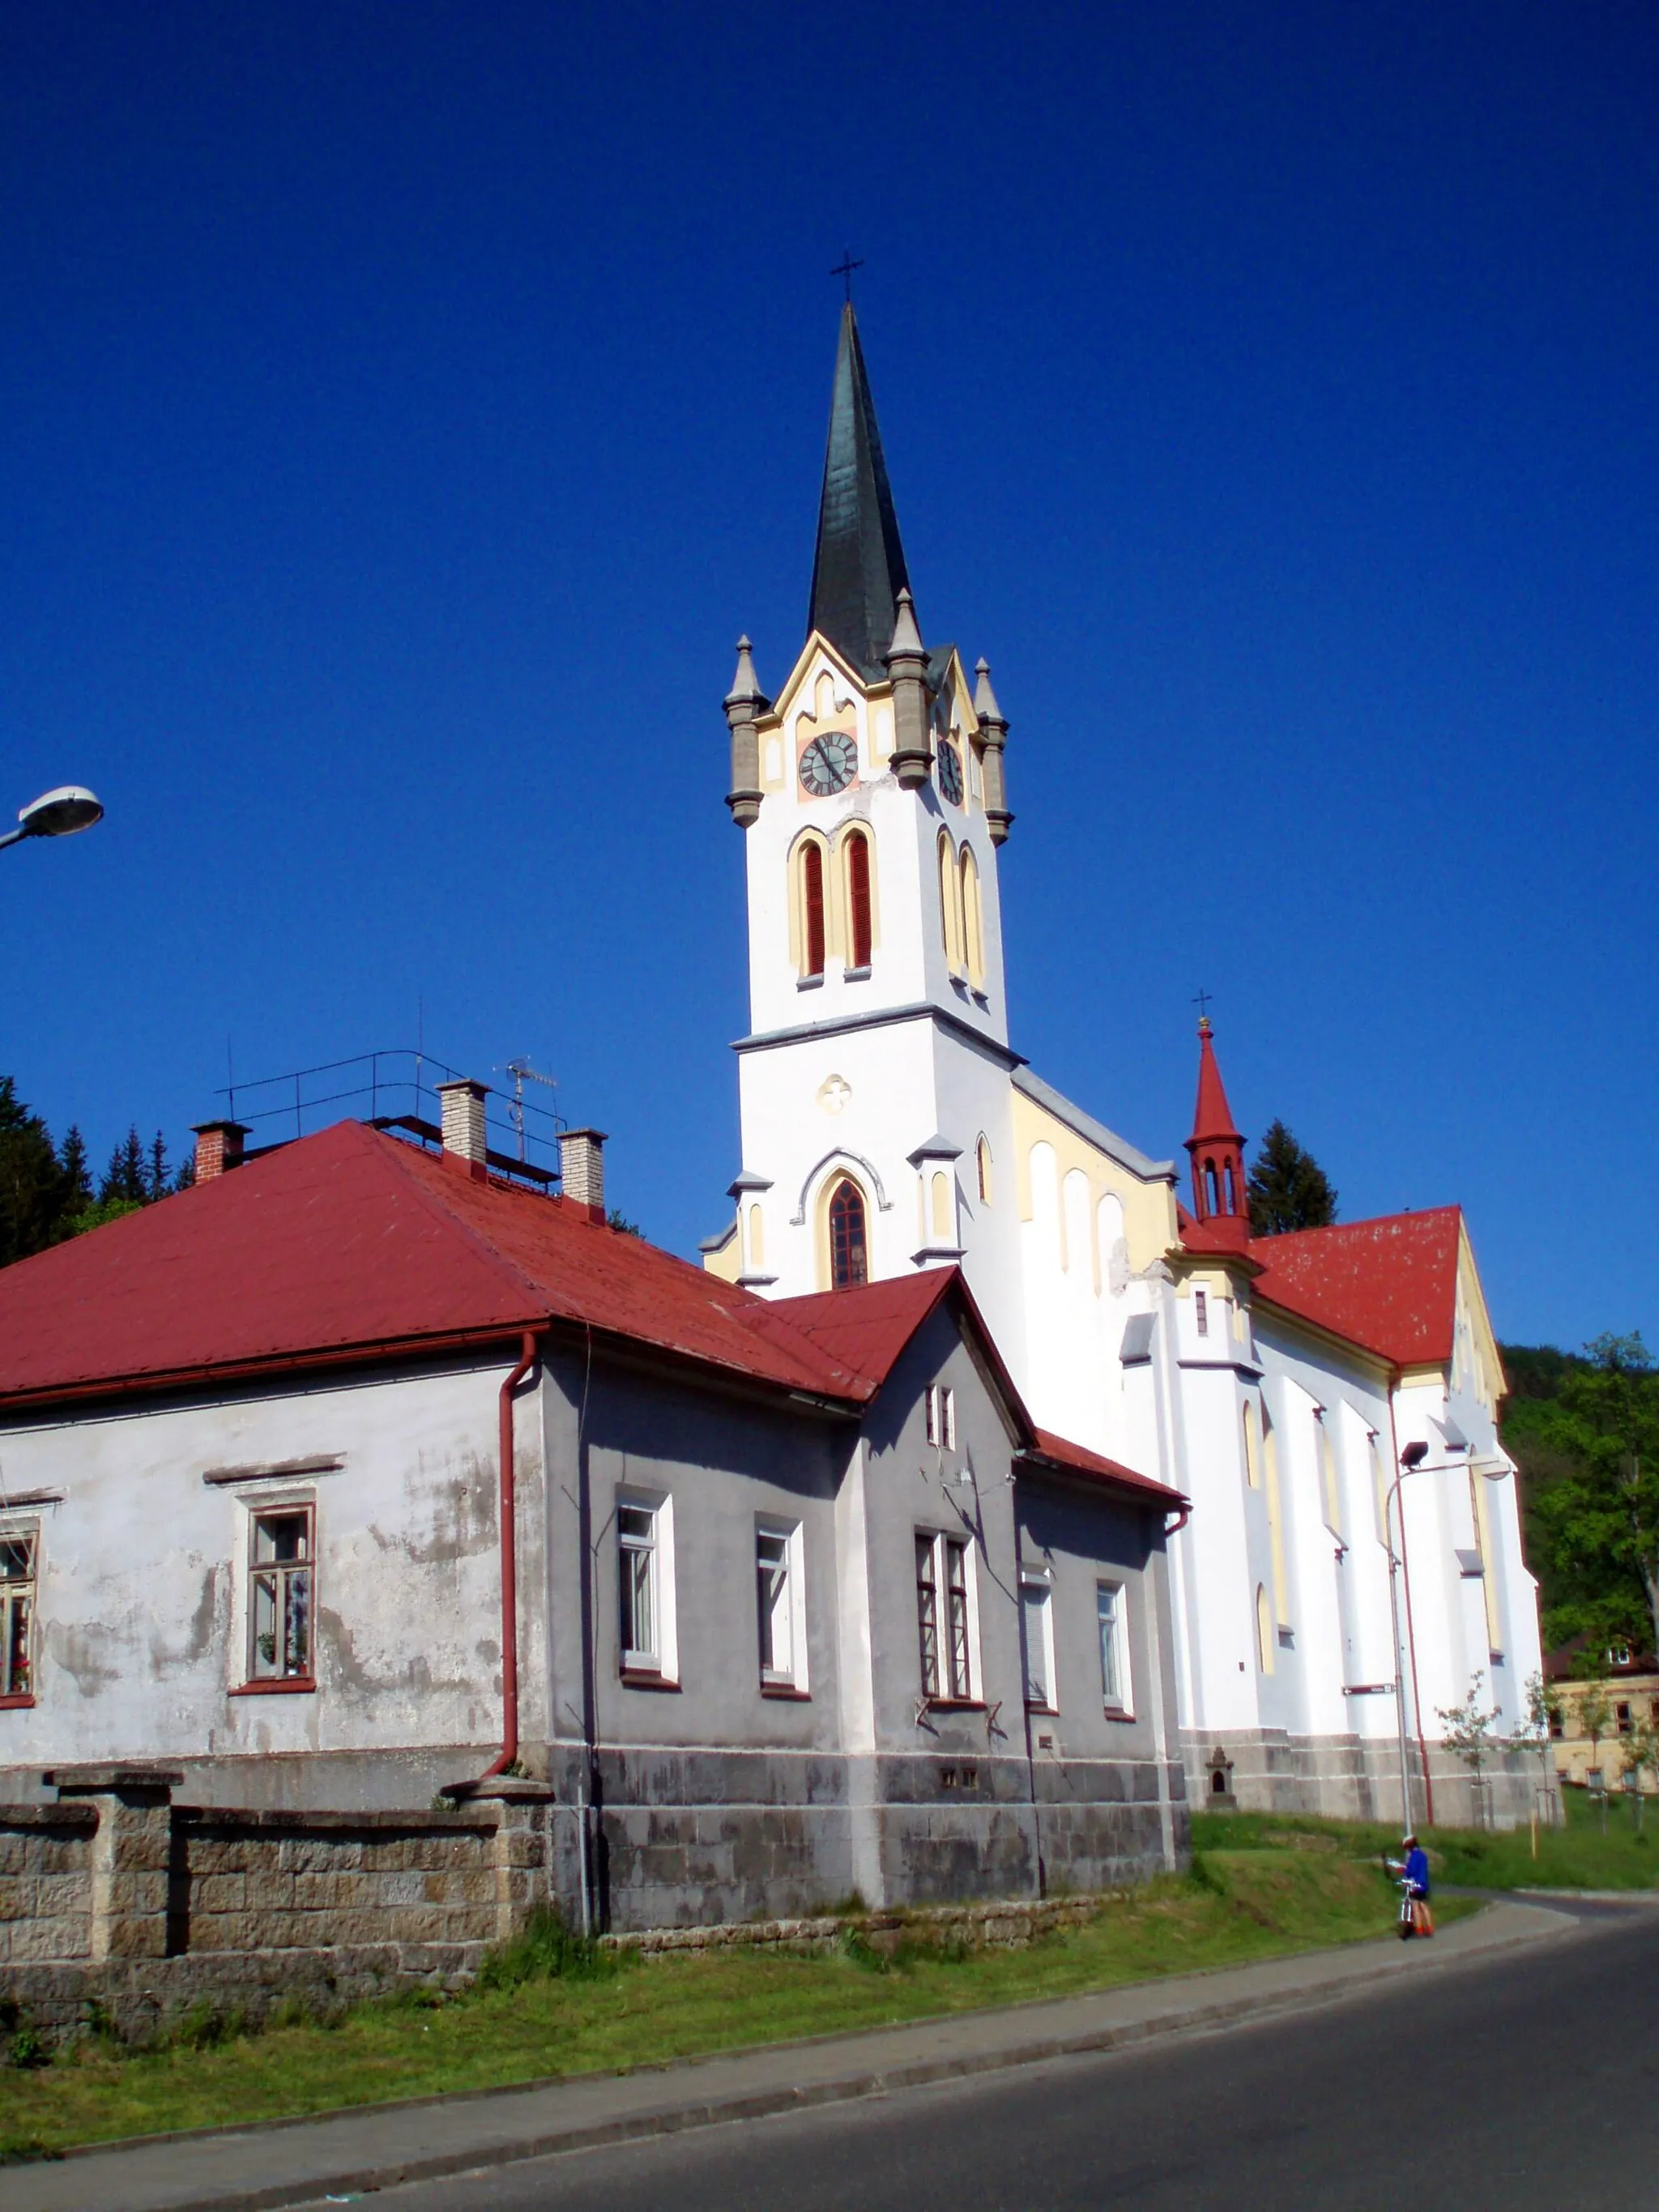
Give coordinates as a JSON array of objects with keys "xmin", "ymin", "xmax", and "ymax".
[{"xmin": 707, "ymin": 305, "xmax": 1025, "ymax": 1361}]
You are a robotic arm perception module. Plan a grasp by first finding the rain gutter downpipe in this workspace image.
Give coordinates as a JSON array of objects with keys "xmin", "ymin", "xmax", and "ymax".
[{"xmin": 477, "ymin": 1328, "xmax": 543, "ymax": 1784}]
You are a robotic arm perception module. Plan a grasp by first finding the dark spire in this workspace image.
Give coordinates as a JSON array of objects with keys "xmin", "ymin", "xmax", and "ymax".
[{"xmin": 807, "ymin": 304, "xmax": 911, "ymax": 680}]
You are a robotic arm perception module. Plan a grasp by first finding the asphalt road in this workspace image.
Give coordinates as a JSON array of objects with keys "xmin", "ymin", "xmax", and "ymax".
[{"xmin": 341, "ymin": 1906, "xmax": 1657, "ymax": 2212}]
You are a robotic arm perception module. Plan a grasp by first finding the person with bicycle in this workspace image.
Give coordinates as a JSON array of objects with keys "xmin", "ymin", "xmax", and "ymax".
[{"xmin": 1385, "ymin": 1832, "xmax": 1433, "ymax": 1936}]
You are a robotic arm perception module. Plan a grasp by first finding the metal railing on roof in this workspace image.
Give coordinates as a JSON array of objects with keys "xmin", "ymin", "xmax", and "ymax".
[{"xmin": 215, "ymin": 1049, "xmax": 567, "ymax": 1187}]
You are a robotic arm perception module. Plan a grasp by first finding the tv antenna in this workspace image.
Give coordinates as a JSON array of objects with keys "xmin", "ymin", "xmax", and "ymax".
[{"xmin": 497, "ymin": 1057, "xmax": 558, "ymax": 1161}]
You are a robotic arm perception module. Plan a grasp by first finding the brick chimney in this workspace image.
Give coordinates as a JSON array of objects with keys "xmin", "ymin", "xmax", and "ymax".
[
  {"xmin": 191, "ymin": 1121, "xmax": 249, "ymax": 1181},
  {"xmin": 436, "ymin": 1078, "xmax": 489, "ymax": 1179},
  {"xmin": 560, "ymin": 1127, "xmax": 608, "ymax": 1219}
]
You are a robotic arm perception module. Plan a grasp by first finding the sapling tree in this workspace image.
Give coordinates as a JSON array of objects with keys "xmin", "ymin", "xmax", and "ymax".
[
  {"xmin": 1437, "ymin": 1672, "xmax": 1499, "ymax": 1828},
  {"xmin": 1515, "ymin": 1671, "xmax": 1563, "ymax": 1826},
  {"xmin": 1621, "ymin": 1717, "xmax": 1659, "ymax": 1839},
  {"xmin": 1576, "ymin": 1681, "xmax": 1616, "ymax": 1833}
]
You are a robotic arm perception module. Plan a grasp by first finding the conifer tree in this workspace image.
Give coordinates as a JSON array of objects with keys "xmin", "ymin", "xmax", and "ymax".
[
  {"xmin": 0, "ymin": 1077, "xmax": 66, "ymax": 1265},
  {"xmin": 146, "ymin": 1131, "xmax": 170, "ymax": 1201},
  {"xmin": 1245, "ymin": 1119, "xmax": 1338, "ymax": 1236},
  {"xmin": 54, "ymin": 1125, "xmax": 93, "ymax": 1234},
  {"xmin": 100, "ymin": 1127, "xmax": 148, "ymax": 1206}
]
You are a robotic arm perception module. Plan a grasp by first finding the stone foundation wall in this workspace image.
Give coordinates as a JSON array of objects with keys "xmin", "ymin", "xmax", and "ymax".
[{"xmin": 1183, "ymin": 1731, "xmax": 1542, "ymax": 1830}]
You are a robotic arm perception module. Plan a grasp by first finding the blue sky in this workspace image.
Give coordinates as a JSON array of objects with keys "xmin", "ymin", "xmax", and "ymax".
[{"xmin": 3, "ymin": 1, "xmax": 1656, "ymax": 1350}]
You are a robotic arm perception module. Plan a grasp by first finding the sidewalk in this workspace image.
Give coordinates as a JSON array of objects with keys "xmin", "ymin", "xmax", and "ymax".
[{"xmin": 7, "ymin": 1899, "xmax": 1580, "ymax": 2212}]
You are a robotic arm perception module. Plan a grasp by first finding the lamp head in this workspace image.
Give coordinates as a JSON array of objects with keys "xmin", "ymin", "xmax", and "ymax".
[
  {"xmin": 19, "ymin": 786, "xmax": 103, "ymax": 838},
  {"xmin": 1401, "ymin": 1440, "xmax": 1430, "ymax": 1471}
]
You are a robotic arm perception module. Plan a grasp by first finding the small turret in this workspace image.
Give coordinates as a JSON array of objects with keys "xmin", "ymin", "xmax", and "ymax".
[
  {"xmin": 885, "ymin": 589, "xmax": 932, "ymax": 791},
  {"xmin": 1184, "ymin": 1016, "xmax": 1250, "ymax": 1252},
  {"xmin": 973, "ymin": 658, "xmax": 1013, "ymax": 845},
  {"xmin": 723, "ymin": 635, "xmax": 769, "ymax": 829}
]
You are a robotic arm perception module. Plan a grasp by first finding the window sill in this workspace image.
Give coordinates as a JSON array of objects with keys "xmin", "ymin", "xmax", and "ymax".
[
  {"xmin": 842, "ymin": 965, "xmax": 872, "ymax": 982},
  {"xmin": 761, "ymin": 1681, "xmax": 812, "ymax": 1701},
  {"xmin": 795, "ymin": 974, "xmax": 825, "ymax": 991},
  {"xmin": 923, "ymin": 1697, "xmax": 986, "ymax": 1713},
  {"xmin": 0, "ymin": 1693, "xmax": 36, "ymax": 1711},
  {"xmin": 231, "ymin": 1677, "xmax": 316, "ymax": 1697},
  {"xmin": 1025, "ymin": 1700, "xmax": 1057, "ymax": 1716},
  {"xmin": 1103, "ymin": 1704, "xmax": 1136, "ymax": 1722},
  {"xmin": 620, "ymin": 1668, "xmax": 681, "ymax": 1691}
]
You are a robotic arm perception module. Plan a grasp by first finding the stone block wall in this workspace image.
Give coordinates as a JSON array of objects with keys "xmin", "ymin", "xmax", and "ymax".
[
  {"xmin": 175, "ymin": 1809, "xmax": 504, "ymax": 1955},
  {"xmin": 0, "ymin": 1805, "xmax": 96, "ymax": 1967}
]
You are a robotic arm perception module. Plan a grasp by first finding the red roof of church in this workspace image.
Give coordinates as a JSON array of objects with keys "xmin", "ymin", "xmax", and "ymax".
[{"xmin": 1247, "ymin": 1207, "xmax": 1464, "ymax": 1367}]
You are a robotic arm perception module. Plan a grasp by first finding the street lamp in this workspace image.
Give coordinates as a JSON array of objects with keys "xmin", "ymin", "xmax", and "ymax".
[
  {"xmin": 0, "ymin": 786, "xmax": 104, "ymax": 854},
  {"xmin": 1384, "ymin": 1434, "xmax": 1509, "ymax": 1838}
]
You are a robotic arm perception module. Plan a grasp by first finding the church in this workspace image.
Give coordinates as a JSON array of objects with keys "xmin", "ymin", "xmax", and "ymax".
[{"xmin": 702, "ymin": 303, "xmax": 1542, "ymax": 1826}]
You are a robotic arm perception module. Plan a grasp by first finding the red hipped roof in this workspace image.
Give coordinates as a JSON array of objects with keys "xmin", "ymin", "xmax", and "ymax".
[
  {"xmin": 1247, "ymin": 1206, "xmax": 1463, "ymax": 1367},
  {"xmin": 0, "ymin": 1119, "xmax": 1179, "ymax": 1511}
]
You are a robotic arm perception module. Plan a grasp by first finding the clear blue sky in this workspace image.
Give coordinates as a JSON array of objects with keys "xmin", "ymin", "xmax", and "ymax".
[{"xmin": 3, "ymin": 2, "xmax": 1655, "ymax": 1351}]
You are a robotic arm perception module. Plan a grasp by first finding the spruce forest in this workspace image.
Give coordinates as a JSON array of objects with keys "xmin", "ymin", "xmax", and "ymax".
[{"xmin": 0, "ymin": 1073, "xmax": 192, "ymax": 1268}]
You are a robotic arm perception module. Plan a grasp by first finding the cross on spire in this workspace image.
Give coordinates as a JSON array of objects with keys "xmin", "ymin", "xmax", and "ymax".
[
  {"xmin": 1192, "ymin": 987, "xmax": 1213, "ymax": 1031},
  {"xmin": 830, "ymin": 249, "xmax": 864, "ymax": 303}
]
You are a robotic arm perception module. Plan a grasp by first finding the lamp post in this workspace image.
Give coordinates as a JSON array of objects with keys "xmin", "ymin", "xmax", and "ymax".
[
  {"xmin": 0, "ymin": 786, "xmax": 104, "ymax": 854},
  {"xmin": 1384, "ymin": 1439, "xmax": 1431, "ymax": 1839},
  {"xmin": 1384, "ymin": 1437, "xmax": 1512, "ymax": 1837}
]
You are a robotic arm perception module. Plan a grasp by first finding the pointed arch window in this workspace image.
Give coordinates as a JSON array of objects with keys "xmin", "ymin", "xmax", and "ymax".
[
  {"xmin": 828, "ymin": 1178, "xmax": 868, "ymax": 1289},
  {"xmin": 976, "ymin": 1135, "xmax": 993, "ymax": 1204},
  {"xmin": 1242, "ymin": 1400, "xmax": 1261, "ymax": 1489},
  {"xmin": 960, "ymin": 846, "xmax": 985, "ymax": 987},
  {"xmin": 845, "ymin": 829, "xmax": 872, "ymax": 970},
  {"xmin": 938, "ymin": 833, "xmax": 965, "ymax": 974},
  {"xmin": 1205, "ymin": 1159, "xmax": 1220, "ymax": 1216},
  {"xmin": 802, "ymin": 841, "xmax": 826, "ymax": 978},
  {"xmin": 1224, "ymin": 1161, "xmax": 1239, "ymax": 1215}
]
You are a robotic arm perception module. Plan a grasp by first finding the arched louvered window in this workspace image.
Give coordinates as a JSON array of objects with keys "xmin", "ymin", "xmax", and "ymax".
[
  {"xmin": 802, "ymin": 841, "xmax": 825, "ymax": 978},
  {"xmin": 828, "ymin": 1178, "xmax": 868, "ymax": 1289},
  {"xmin": 846, "ymin": 830, "xmax": 872, "ymax": 969}
]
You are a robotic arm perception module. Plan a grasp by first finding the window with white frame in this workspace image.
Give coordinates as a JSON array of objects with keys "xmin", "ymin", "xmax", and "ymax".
[
  {"xmin": 247, "ymin": 1505, "xmax": 313, "ymax": 1682},
  {"xmin": 924, "ymin": 1383, "xmax": 957, "ymax": 1450},
  {"xmin": 756, "ymin": 1519, "xmax": 807, "ymax": 1691},
  {"xmin": 1021, "ymin": 1572, "xmax": 1056, "ymax": 1711},
  {"xmin": 916, "ymin": 1531, "xmax": 975, "ymax": 1702},
  {"xmin": 1194, "ymin": 1289, "xmax": 1209, "ymax": 1338},
  {"xmin": 1097, "ymin": 1580, "xmax": 1131, "ymax": 1712},
  {"xmin": 1, "ymin": 1528, "xmax": 36, "ymax": 1702},
  {"xmin": 619, "ymin": 1502, "xmax": 660, "ymax": 1672}
]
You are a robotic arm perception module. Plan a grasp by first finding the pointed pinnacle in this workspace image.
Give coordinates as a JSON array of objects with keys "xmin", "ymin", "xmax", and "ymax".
[
  {"xmin": 973, "ymin": 656, "xmax": 1005, "ymax": 727},
  {"xmin": 887, "ymin": 586, "xmax": 924, "ymax": 660},
  {"xmin": 725, "ymin": 634, "xmax": 766, "ymax": 707}
]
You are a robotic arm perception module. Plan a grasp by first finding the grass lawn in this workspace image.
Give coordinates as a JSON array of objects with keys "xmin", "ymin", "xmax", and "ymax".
[
  {"xmin": 1, "ymin": 1841, "xmax": 1450, "ymax": 2162},
  {"xmin": 1192, "ymin": 1784, "xmax": 1659, "ymax": 1892}
]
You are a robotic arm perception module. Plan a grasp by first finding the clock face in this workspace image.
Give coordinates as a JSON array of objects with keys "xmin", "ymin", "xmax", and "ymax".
[
  {"xmin": 936, "ymin": 739, "xmax": 964, "ymax": 806},
  {"xmin": 799, "ymin": 731, "xmax": 858, "ymax": 798}
]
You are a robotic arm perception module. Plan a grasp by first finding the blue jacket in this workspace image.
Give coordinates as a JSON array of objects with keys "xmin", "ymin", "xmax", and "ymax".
[{"xmin": 1405, "ymin": 1845, "xmax": 1431, "ymax": 1895}]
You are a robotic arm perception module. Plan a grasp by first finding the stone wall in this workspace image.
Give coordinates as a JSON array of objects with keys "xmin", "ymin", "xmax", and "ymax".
[
  {"xmin": 0, "ymin": 1805, "xmax": 96, "ymax": 1967},
  {"xmin": 1, "ymin": 1767, "xmax": 553, "ymax": 2049},
  {"xmin": 1184, "ymin": 1730, "xmax": 1542, "ymax": 1830}
]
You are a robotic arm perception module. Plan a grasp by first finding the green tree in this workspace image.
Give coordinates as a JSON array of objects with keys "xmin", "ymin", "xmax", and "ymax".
[
  {"xmin": 1514, "ymin": 1669, "xmax": 1563, "ymax": 1819},
  {"xmin": 1245, "ymin": 1120, "xmax": 1337, "ymax": 1237},
  {"xmin": 1437, "ymin": 1671, "xmax": 1499, "ymax": 1826},
  {"xmin": 100, "ymin": 1127, "xmax": 148, "ymax": 1207},
  {"xmin": 1510, "ymin": 1335, "xmax": 1659, "ymax": 1656},
  {"xmin": 0, "ymin": 1077, "xmax": 67, "ymax": 1266}
]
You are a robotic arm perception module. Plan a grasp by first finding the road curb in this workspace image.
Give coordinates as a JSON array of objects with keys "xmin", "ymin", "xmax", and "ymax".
[{"xmin": 7, "ymin": 1903, "xmax": 1581, "ymax": 2212}]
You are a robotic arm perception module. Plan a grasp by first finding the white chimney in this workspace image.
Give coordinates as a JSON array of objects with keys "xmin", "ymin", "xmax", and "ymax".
[
  {"xmin": 436, "ymin": 1079, "xmax": 489, "ymax": 1174},
  {"xmin": 560, "ymin": 1127, "xmax": 608, "ymax": 1216}
]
